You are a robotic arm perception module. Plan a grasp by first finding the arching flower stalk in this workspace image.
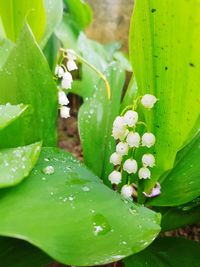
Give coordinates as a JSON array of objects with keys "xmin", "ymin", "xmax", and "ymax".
[{"xmin": 108, "ymin": 94, "xmax": 160, "ymax": 200}]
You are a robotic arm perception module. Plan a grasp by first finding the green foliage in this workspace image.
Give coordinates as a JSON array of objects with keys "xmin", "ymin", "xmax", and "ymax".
[
  {"xmin": 124, "ymin": 237, "xmax": 200, "ymax": 267},
  {"xmin": 129, "ymin": 0, "xmax": 200, "ymax": 192},
  {"xmin": 0, "ymin": 147, "xmax": 161, "ymax": 266},
  {"xmin": 0, "ymin": 25, "xmax": 57, "ymax": 147},
  {"xmin": 0, "ymin": 38, "xmax": 14, "ymax": 68}
]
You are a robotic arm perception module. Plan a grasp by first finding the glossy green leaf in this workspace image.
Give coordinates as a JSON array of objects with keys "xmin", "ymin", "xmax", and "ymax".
[
  {"xmin": 40, "ymin": 0, "xmax": 63, "ymax": 48},
  {"xmin": 0, "ymin": 38, "xmax": 14, "ymax": 68},
  {"xmin": 0, "ymin": 25, "xmax": 57, "ymax": 147},
  {"xmin": 0, "ymin": 0, "xmax": 46, "ymax": 42},
  {"xmin": 149, "ymin": 133, "xmax": 200, "ymax": 206},
  {"xmin": 0, "ymin": 237, "xmax": 53, "ymax": 267},
  {"xmin": 124, "ymin": 237, "xmax": 200, "ymax": 267},
  {"xmin": 78, "ymin": 63, "xmax": 125, "ymax": 182},
  {"xmin": 0, "ymin": 104, "xmax": 28, "ymax": 130},
  {"xmin": 0, "ymin": 142, "xmax": 41, "ymax": 188},
  {"xmin": 64, "ymin": 0, "xmax": 93, "ymax": 29},
  {"xmin": 0, "ymin": 147, "xmax": 161, "ymax": 266},
  {"xmin": 129, "ymin": 0, "xmax": 200, "ymax": 191}
]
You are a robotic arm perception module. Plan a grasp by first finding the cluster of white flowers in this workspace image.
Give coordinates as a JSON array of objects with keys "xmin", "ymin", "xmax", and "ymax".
[
  {"xmin": 55, "ymin": 49, "xmax": 78, "ymax": 119},
  {"xmin": 108, "ymin": 94, "xmax": 160, "ymax": 199}
]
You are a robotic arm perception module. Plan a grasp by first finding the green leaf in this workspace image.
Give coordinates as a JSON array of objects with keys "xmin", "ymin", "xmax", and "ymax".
[
  {"xmin": 0, "ymin": 38, "xmax": 14, "ymax": 68},
  {"xmin": 0, "ymin": 147, "xmax": 161, "ymax": 266},
  {"xmin": 0, "ymin": 104, "xmax": 28, "ymax": 131},
  {"xmin": 121, "ymin": 76, "xmax": 138, "ymax": 112},
  {"xmin": 149, "ymin": 133, "xmax": 200, "ymax": 206},
  {"xmin": 64, "ymin": 0, "xmax": 93, "ymax": 29},
  {"xmin": 0, "ymin": 142, "xmax": 41, "ymax": 188},
  {"xmin": 40, "ymin": 0, "xmax": 63, "ymax": 48},
  {"xmin": 113, "ymin": 51, "xmax": 132, "ymax": 72},
  {"xmin": 78, "ymin": 63, "xmax": 125, "ymax": 182},
  {"xmin": 0, "ymin": 24, "xmax": 57, "ymax": 147},
  {"xmin": 0, "ymin": 0, "xmax": 46, "ymax": 42},
  {"xmin": 0, "ymin": 237, "xmax": 52, "ymax": 267},
  {"xmin": 124, "ymin": 237, "xmax": 200, "ymax": 267},
  {"xmin": 129, "ymin": 0, "xmax": 200, "ymax": 191}
]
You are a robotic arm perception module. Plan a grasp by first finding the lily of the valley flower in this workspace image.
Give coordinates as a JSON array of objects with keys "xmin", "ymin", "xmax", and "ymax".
[
  {"xmin": 138, "ymin": 167, "xmax": 151, "ymax": 179},
  {"xmin": 60, "ymin": 106, "xmax": 70, "ymax": 119},
  {"xmin": 142, "ymin": 154, "xmax": 155, "ymax": 167},
  {"xmin": 55, "ymin": 65, "xmax": 64, "ymax": 78},
  {"xmin": 58, "ymin": 91, "xmax": 69, "ymax": 106},
  {"xmin": 61, "ymin": 71, "xmax": 73, "ymax": 89},
  {"xmin": 108, "ymin": 170, "xmax": 122, "ymax": 185},
  {"xmin": 109, "ymin": 152, "xmax": 122, "ymax": 165},
  {"xmin": 142, "ymin": 132, "xmax": 156, "ymax": 148},
  {"xmin": 126, "ymin": 132, "xmax": 140, "ymax": 147},
  {"xmin": 121, "ymin": 185, "xmax": 134, "ymax": 199},
  {"xmin": 141, "ymin": 94, "xmax": 158, "ymax": 109},
  {"xmin": 143, "ymin": 183, "xmax": 161, "ymax": 198},
  {"xmin": 123, "ymin": 159, "xmax": 138, "ymax": 174},
  {"xmin": 66, "ymin": 49, "xmax": 77, "ymax": 60},
  {"xmin": 67, "ymin": 59, "xmax": 78, "ymax": 71},
  {"xmin": 124, "ymin": 110, "xmax": 138, "ymax": 127},
  {"xmin": 116, "ymin": 142, "xmax": 129, "ymax": 155}
]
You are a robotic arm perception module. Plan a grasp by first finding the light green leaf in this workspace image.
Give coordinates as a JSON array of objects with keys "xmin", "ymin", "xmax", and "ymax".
[
  {"xmin": 0, "ymin": 237, "xmax": 53, "ymax": 267},
  {"xmin": 113, "ymin": 51, "xmax": 132, "ymax": 72},
  {"xmin": 0, "ymin": 24, "xmax": 57, "ymax": 147},
  {"xmin": 129, "ymin": 0, "xmax": 200, "ymax": 191},
  {"xmin": 0, "ymin": 104, "xmax": 28, "ymax": 130},
  {"xmin": 0, "ymin": 147, "xmax": 161, "ymax": 266},
  {"xmin": 0, "ymin": 38, "xmax": 14, "ymax": 68},
  {"xmin": 149, "ymin": 133, "xmax": 200, "ymax": 206},
  {"xmin": 0, "ymin": 142, "xmax": 41, "ymax": 188},
  {"xmin": 0, "ymin": 0, "xmax": 46, "ymax": 42},
  {"xmin": 124, "ymin": 237, "xmax": 200, "ymax": 267},
  {"xmin": 78, "ymin": 63, "xmax": 125, "ymax": 182}
]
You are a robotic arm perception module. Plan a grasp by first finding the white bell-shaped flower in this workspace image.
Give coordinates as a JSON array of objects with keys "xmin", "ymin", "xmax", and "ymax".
[
  {"xmin": 126, "ymin": 132, "xmax": 140, "ymax": 147},
  {"xmin": 123, "ymin": 110, "xmax": 138, "ymax": 127},
  {"xmin": 141, "ymin": 94, "xmax": 158, "ymax": 109},
  {"xmin": 121, "ymin": 185, "xmax": 134, "ymax": 199},
  {"xmin": 66, "ymin": 49, "xmax": 77, "ymax": 60},
  {"xmin": 58, "ymin": 91, "xmax": 69, "ymax": 106},
  {"xmin": 108, "ymin": 170, "xmax": 122, "ymax": 185},
  {"xmin": 123, "ymin": 159, "xmax": 138, "ymax": 174},
  {"xmin": 60, "ymin": 106, "xmax": 70, "ymax": 119},
  {"xmin": 67, "ymin": 60, "xmax": 78, "ymax": 71},
  {"xmin": 143, "ymin": 183, "xmax": 161, "ymax": 198},
  {"xmin": 113, "ymin": 116, "xmax": 126, "ymax": 128},
  {"xmin": 142, "ymin": 154, "xmax": 155, "ymax": 167},
  {"xmin": 142, "ymin": 133, "xmax": 156, "ymax": 148},
  {"xmin": 116, "ymin": 142, "xmax": 129, "ymax": 155},
  {"xmin": 112, "ymin": 127, "xmax": 128, "ymax": 141},
  {"xmin": 55, "ymin": 65, "xmax": 64, "ymax": 78},
  {"xmin": 109, "ymin": 152, "xmax": 122, "ymax": 165},
  {"xmin": 61, "ymin": 71, "xmax": 73, "ymax": 89},
  {"xmin": 138, "ymin": 167, "xmax": 151, "ymax": 179}
]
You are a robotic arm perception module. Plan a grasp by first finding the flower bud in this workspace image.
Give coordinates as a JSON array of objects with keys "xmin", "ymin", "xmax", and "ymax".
[
  {"xmin": 141, "ymin": 94, "xmax": 158, "ymax": 108},
  {"xmin": 116, "ymin": 142, "xmax": 129, "ymax": 155},
  {"xmin": 108, "ymin": 170, "xmax": 122, "ymax": 185},
  {"xmin": 113, "ymin": 116, "xmax": 125, "ymax": 128},
  {"xmin": 142, "ymin": 154, "xmax": 155, "ymax": 167},
  {"xmin": 58, "ymin": 91, "xmax": 69, "ymax": 106},
  {"xmin": 142, "ymin": 133, "xmax": 156, "ymax": 148},
  {"xmin": 67, "ymin": 60, "xmax": 78, "ymax": 71},
  {"xmin": 138, "ymin": 167, "xmax": 151, "ymax": 179},
  {"xmin": 66, "ymin": 49, "xmax": 77, "ymax": 60},
  {"xmin": 126, "ymin": 132, "xmax": 140, "ymax": 147},
  {"xmin": 123, "ymin": 159, "xmax": 138, "ymax": 174},
  {"xmin": 143, "ymin": 183, "xmax": 161, "ymax": 198},
  {"xmin": 109, "ymin": 152, "xmax": 122, "ymax": 165},
  {"xmin": 55, "ymin": 65, "xmax": 64, "ymax": 78},
  {"xmin": 61, "ymin": 71, "xmax": 73, "ymax": 89},
  {"xmin": 121, "ymin": 185, "xmax": 134, "ymax": 199},
  {"xmin": 60, "ymin": 106, "xmax": 70, "ymax": 118},
  {"xmin": 123, "ymin": 110, "xmax": 138, "ymax": 127},
  {"xmin": 112, "ymin": 127, "xmax": 128, "ymax": 141}
]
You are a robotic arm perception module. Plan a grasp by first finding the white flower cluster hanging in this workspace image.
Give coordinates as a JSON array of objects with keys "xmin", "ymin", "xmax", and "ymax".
[
  {"xmin": 54, "ymin": 49, "xmax": 78, "ymax": 119},
  {"xmin": 109, "ymin": 94, "xmax": 161, "ymax": 199}
]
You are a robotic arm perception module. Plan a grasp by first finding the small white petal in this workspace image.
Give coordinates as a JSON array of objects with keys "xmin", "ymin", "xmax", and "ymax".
[
  {"xmin": 143, "ymin": 183, "xmax": 161, "ymax": 198},
  {"xmin": 67, "ymin": 49, "xmax": 77, "ymax": 60},
  {"xmin": 142, "ymin": 133, "xmax": 156, "ymax": 148},
  {"xmin": 112, "ymin": 127, "xmax": 128, "ymax": 141},
  {"xmin": 123, "ymin": 110, "xmax": 138, "ymax": 127},
  {"xmin": 142, "ymin": 154, "xmax": 155, "ymax": 167},
  {"xmin": 55, "ymin": 65, "xmax": 64, "ymax": 78},
  {"xmin": 123, "ymin": 159, "xmax": 138, "ymax": 174},
  {"xmin": 126, "ymin": 132, "xmax": 140, "ymax": 147},
  {"xmin": 138, "ymin": 167, "xmax": 151, "ymax": 179},
  {"xmin": 116, "ymin": 142, "xmax": 129, "ymax": 155},
  {"xmin": 58, "ymin": 91, "xmax": 69, "ymax": 106},
  {"xmin": 141, "ymin": 94, "xmax": 158, "ymax": 109},
  {"xmin": 61, "ymin": 71, "xmax": 73, "ymax": 89},
  {"xmin": 108, "ymin": 170, "xmax": 122, "ymax": 185},
  {"xmin": 121, "ymin": 185, "xmax": 134, "ymax": 199},
  {"xmin": 110, "ymin": 152, "xmax": 122, "ymax": 165},
  {"xmin": 113, "ymin": 116, "xmax": 126, "ymax": 128},
  {"xmin": 67, "ymin": 60, "xmax": 78, "ymax": 71},
  {"xmin": 60, "ymin": 106, "xmax": 70, "ymax": 119}
]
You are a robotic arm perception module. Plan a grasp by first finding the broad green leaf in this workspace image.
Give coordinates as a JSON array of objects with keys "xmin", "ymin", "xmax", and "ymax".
[
  {"xmin": 40, "ymin": 0, "xmax": 63, "ymax": 48},
  {"xmin": 64, "ymin": 0, "xmax": 93, "ymax": 30},
  {"xmin": 149, "ymin": 133, "xmax": 200, "ymax": 206},
  {"xmin": 124, "ymin": 237, "xmax": 200, "ymax": 267},
  {"xmin": 129, "ymin": 0, "xmax": 200, "ymax": 191},
  {"xmin": 0, "ymin": 147, "xmax": 161, "ymax": 266},
  {"xmin": 113, "ymin": 51, "xmax": 132, "ymax": 72},
  {"xmin": 0, "ymin": 38, "xmax": 14, "ymax": 68},
  {"xmin": 0, "ymin": 0, "xmax": 46, "ymax": 42},
  {"xmin": 0, "ymin": 142, "xmax": 41, "ymax": 188},
  {"xmin": 0, "ymin": 104, "xmax": 28, "ymax": 130},
  {"xmin": 0, "ymin": 25, "xmax": 57, "ymax": 147},
  {"xmin": 0, "ymin": 237, "xmax": 52, "ymax": 267},
  {"xmin": 78, "ymin": 63, "xmax": 125, "ymax": 182}
]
